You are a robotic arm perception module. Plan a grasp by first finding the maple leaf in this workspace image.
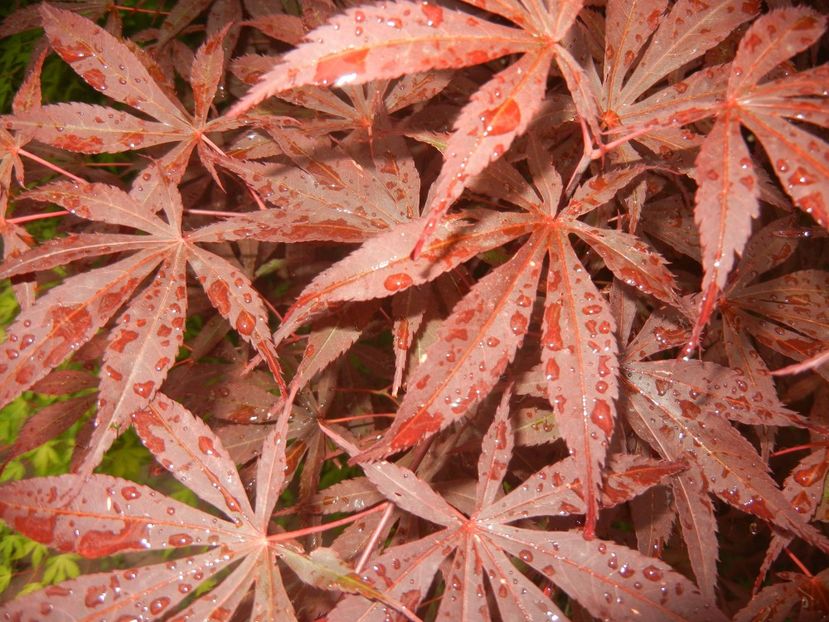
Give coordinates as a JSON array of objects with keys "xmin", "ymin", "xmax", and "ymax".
[
  {"xmin": 227, "ymin": 0, "xmax": 602, "ymax": 255},
  {"xmin": 596, "ymin": 0, "xmax": 759, "ymax": 137},
  {"xmin": 2, "ymin": 0, "xmax": 829, "ymax": 617},
  {"xmin": 231, "ymin": 39, "xmax": 452, "ymax": 140},
  {"xmin": 322, "ymin": 394, "xmax": 725, "ymax": 621},
  {"xmin": 0, "ymin": 393, "xmax": 397, "ymax": 622},
  {"xmin": 517, "ymin": 302, "xmax": 829, "ymax": 599},
  {"xmin": 716, "ymin": 217, "xmax": 829, "ymax": 423},
  {"xmin": 342, "ymin": 152, "xmax": 671, "ymax": 538},
  {"xmin": 733, "ymin": 567, "xmax": 829, "ymax": 622},
  {"xmin": 3, "ymin": 5, "xmax": 241, "ymax": 184},
  {"xmin": 687, "ymin": 7, "xmax": 829, "ymax": 349},
  {"xmin": 617, "ymin": 311, "xmax": 829, "ymax": 596},
  {"xmin": 203, "ymin": 133, "xmax": 419, "ymax": 246},
  {"xmin": 0, "ymin": 168, "xmax": 284, "ymax": 473},
  {"xmin": 253, "ymin": 136, "xmax": 671, "ymax": 541}
]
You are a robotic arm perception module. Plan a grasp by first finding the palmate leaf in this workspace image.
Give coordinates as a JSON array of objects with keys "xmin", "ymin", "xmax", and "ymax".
[
  {"xmin": 0, "ymin": 394, "xmax": 386, "ymax": 622},
  {"xmin": 199, "ymin": 137, "xmax": 415, "ymax": 245},
  {"xmin": 229, "ymin": 0, "xmax": 537, "ymax": 108},
  {"xmin": 1, "ymin": 0, "xmax": 828, "ymax": 617},
  {"xmin": 6, "ymin": 6, "xmax": 187, "ymax": 151},
  {"xmin": 599, "ymin": 0, "xmax": 758, "ymax": 132},
  {"xmin": 228, "ymin": 0, "xmax": 595, "ymax": 254},
  {"xmin": 4, "ymin": 5, "xmax": 239, "ymax": 182},
  {"xmin": 359, "ymin": 231, "xmax": 546, "ymax": 459},
  {"xmin": 623, "ymin": 361, "xmax": 828, "ymax": 550},
  {"xmin": 581, "ymin": 0, "xmax": 758, "ymax": 240},
  {"xmin": 325, "ymin": 395, "xmax": 724, "ymax": 622},
  {"xmin": 719, "ymin": 218, "xmax": 829, "ymax": 381},
  {"xmin": 292, "ymin": 159, "xmax": 653, "ymax": 537},
  {"xmin": 618, "ymin": 330, "xmax": 829, "ymax": 594},
  {"xmin": 517, "ymin": 302, "xmax": 829, "ymax": 599},
  {"xmin": 232, "ymin": 43, "xmax": 452, "ymax": 138},
  {"xmin": 0, "ymin": 172, "xmax": 287, "ymax": 472},
  {"xmin": 689, "ymin": 7, "xmax": 829, "ymax": 347}
]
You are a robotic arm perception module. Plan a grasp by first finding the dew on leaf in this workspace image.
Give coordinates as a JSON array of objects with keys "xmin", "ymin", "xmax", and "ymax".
[
  {"xmin": 480, "ymin": 99, "xmax": 521, "ymax": 136},
  {"xmin": 198, "ymin": 436, "xmax": 216, "ymax": 455},
  {"xmin": 149, "ymin": 597, "xmax": 170, "ymax": 615},
  {"xmin": 207, "ymin": 280, "xmax": 232, "ymax": 315},
  {"xmin": 420, "ymin": 2, "xmax": 444, "ymax": 26},
  {"xmin": 314, "ymin": 49, "xmax": 369, "ymax": 86},
  {"xmin": 590, "ymin": 400, "xmax": 613, "ymax": 436},
  {"xmin": 235, "ymin": 310, "xmax": 256, "ymax": 336},
  {"xmin": 120, "ymin": 486, "xmax": 140, "ymax": 501},
  {"xmin": 168, "ymin": 533, "xmax": 194, "ymax": 547},
  {"xmin": 133, "ymin": 381, "xmax": 155, "ymax": 398},
  {"xmin": 642, "ymin": 565, "xmax": 663, "ymax": 581},
  {"xmin": 384, "ymin": 272, "xmax": 414, "ymax": 292}
]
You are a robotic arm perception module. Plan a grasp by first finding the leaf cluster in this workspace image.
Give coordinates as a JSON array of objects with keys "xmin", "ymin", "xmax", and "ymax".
[{"xmin": 0, "ymin": 0, "xmax": 827, "ymax": 620}]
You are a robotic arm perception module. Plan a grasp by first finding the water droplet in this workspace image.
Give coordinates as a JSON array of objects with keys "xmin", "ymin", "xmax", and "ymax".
[{"xmin": 383, "ymin": 272, "xmax": 413, "ymax": 292}]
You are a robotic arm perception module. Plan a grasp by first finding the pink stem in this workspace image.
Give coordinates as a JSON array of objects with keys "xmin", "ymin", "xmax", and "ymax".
[
  {"xmin": 7, "ymin": 210, "xmax": 69, "ymax": 225},
  {"xmin": 19, "ymin": 148, "xmax": 85, "ymax": 184},
  {"xmin": 185, "ymin": 208, "xmax": 239, "ymax": 218},
  {"xmin": 355, "ymin": 503, "xmax": 395, "ymax": 573},
  {"xmin": 268, "ymin": 502, "xmax": 389, "ymax": 543}
]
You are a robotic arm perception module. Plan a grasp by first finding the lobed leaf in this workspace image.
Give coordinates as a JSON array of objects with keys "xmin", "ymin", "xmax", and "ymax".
[
  {"xmin": 273, "ymin": 211, "xmax": 534, "ymax": 344},
  {"xmin": 40, "ymin": 4, "xmax": 188, "ymax": 126},
  {"xmin": 0, "ymin": 249, "xmax": 165, "ymax": 410},
  {"xmin": 229, "ymin": 0, "xmax": 536, "ymax": 115},
  {"xmin": 488, "ymin": 527, "xmax": 727, "ymax": 622},
  {"xmin": 360, "ymin": 232, "xmax": 545, "ymax": 459},
  {"xmin": 543, "ymin": 226, "xmax": 619, "ymax": 537},
  {"xmin": 0, "ymin": 474, "xmax": 246, "ymax": 559},
  {"xmin": 78, "ymin": 249, "xmax": 188, "ymax": 473},
  {"xmin": 24, "ymin": 180, "xmax": 173, "ymax": 237},
  {"xmin": 6, "ymin": 103, "xmax": 188, "ymax": 153}
]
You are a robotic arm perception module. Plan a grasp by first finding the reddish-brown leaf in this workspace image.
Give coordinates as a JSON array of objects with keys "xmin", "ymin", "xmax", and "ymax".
[
  {"xmin": 0, "ymin": 474, "xmax": 246, "ymax": 559},
  {"xmin": 414, "ymin": 48, "xmax": 554, "ymax": 256},
  {"xmin": 131, "ymin": 393, "xmax": 255, "ymax": 525},
  {"xmin": 40, "ymin": 4, "xmax": 188, "ymax": 125},
  {"xmin": 78, "ymin": 249, "xmax": 188, "ymax": 473},
  {"xmin": 273, "ymin": 211, "xmax": 534, "ymax": 345},
  {"xmin": 187, "ymin": 246, "xmax": 283, "ymax": 384},
  {"xmin": 360, "ymin": 232, "xmax": 545, "ymax": 459},
  {"xmin": 23, "ymin": 180, "xmax": 173, "ymax": 237},
  {"xmin": 624, "ymin": 361, "xmax": 829, "ymax": 553},
  {"xmin": 6, "ymin": 103, "xmax": 189, "ymax": 153},
  {"xmin": 229, "ymin": 1, "xmax": 536, "ymax": 115},
  {"xmin": 543, "ymin": 226, "xmax": 619, "ymax": 537},
  {"xmin": 0, "ymin": 249, "xmax": 164, "ymax": 409}
]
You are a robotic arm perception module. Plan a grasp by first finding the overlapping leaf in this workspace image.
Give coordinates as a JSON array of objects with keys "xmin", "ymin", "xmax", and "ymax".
[
  {"xmin": 0, "ymin": 172, "xmax": 285, "ymax": 472},
  {"xmin": 689, "ymin": 8, "xmax": 829, "ymax": 346},
  {"xmin": 0, "ymin": 394, "xmax": 387, "ymax": 622},
  {"xmin": 325, "ymin": 394, "xmax": 723, "ymax": 622},
  {"xmin": 0, "ymin": 1, "xmax": 828, "ymax": 618},
  {"xmin": 3, "ymin": 5, "xmax": 240, "ymax": 183},
  {"xmin": 228, "ymin": 0, "xmax": 601, "ymax": 253}
]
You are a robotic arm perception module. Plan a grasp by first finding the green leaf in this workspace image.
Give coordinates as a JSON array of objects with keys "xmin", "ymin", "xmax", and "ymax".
[{"xmin": 41, "ymin": 553, "xmax": 80, "ymax": 585}]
